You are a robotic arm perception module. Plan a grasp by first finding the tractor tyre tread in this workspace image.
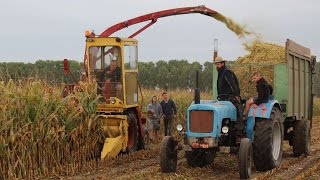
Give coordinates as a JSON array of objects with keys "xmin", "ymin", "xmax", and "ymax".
[
  {"xmin": 293, "ymin": 120, "xmax": 311, "ymax": 157},
  {"xmin": 239, "ymin": 138, "xmax": 253, "ymax": 179},
  {"xmin": 253, "ymin": 107, "xmax": 283, "ymax": 171},
  {"xmin": 160, "ymin": 136, "xmax": 177, "ymax": 173}
]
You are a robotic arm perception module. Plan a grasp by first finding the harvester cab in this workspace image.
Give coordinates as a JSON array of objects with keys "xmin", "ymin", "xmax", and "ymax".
[{"xmin": 85, "ymin": 35, "xmax": 139, "ymax": 112}]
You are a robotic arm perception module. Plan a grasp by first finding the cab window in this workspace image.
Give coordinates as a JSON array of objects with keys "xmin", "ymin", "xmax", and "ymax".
[{"xmin": 124, "ymin": 45, "xmax": 137, "ymax": 70}]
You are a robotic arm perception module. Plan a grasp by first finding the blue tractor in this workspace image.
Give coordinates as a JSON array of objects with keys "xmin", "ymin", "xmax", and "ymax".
[
  {"xmin": 159, "ymin": 39, "xmax": 315, "ymax": 179},
  {"xmin": 160, "ymin": 81, "xmax": 283, "ymax": 179}
]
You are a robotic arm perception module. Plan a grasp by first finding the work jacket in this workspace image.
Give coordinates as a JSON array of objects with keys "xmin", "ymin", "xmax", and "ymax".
[
  {"xmin": 254, "ymin": 77, "xmax": 273, "ymax": 105},
  {"xmin": 217, "ymin": 66, "xmax": 240, "ymax": 98}
]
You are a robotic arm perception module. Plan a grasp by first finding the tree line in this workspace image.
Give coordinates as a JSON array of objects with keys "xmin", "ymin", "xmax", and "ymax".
[
  {"xmin": 0, "ymin": 60, "xmax": 80, "ymax": 84},
  {"xmin": 0, "ymin": 60, "xmax": 319, "ymax": 96}
]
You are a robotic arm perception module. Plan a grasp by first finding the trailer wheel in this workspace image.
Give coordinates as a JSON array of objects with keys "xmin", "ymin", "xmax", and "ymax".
[
  {"xmin": 239, "ymin": 138, "xmax": 253, "ymax": 180},
  {"xmin": 160, "ymin": 136, "xmax": 178, "ymax": 173},
  {"xmin": 127, "ymin": 112, "xmax": 138, "ymax": 152},
  {"xmin": 185, "ymin": 149, "xmax": 216, "ymax": 167},
  {"xmin": 293, "ymin": 120, "xmax": 311, "ymax": 157},
  {"xmin": 253, "ymin": 107, "xmax": 283, "ymax": 171}
]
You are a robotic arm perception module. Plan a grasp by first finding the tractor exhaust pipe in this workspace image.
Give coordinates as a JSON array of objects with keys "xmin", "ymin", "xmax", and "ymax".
[
  {"xmin": 213, "ymin": 38, "xmax": 218, "ymax": 62},
  {"xmin": 194, "ymin": 70, "xmax": 200, "ymax": 104}
]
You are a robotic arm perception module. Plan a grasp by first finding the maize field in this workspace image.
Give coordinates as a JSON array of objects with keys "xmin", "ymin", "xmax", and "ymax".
[
  {"xmin": 0, "ymin": 79, "xmax": 105, "ymax": 179},
  {"xmin": 0, "ymin": 40, "xmax": 318, "ymax": 179},
  {"xmin": 1, "ymin": 79, "xmax": 320, "ymax": 179}
]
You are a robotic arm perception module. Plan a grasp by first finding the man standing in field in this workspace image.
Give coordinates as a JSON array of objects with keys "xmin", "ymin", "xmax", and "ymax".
[
  {"xmin": 147, "ymin": 95, "xmax": 163, "ymax": 141},
  {"xmin": 160, "ymin": 92, "xmax": 177, "ymax": 136},
  {"xmin": 214, "ymin": 56, "xmax": 244, "ymax": 137}
]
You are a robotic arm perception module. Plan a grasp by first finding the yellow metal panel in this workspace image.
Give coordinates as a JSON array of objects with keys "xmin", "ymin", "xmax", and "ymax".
[
  {"xmin": 101, "ymin": 136, "xmax": 125, "ymax": 159},
  {"xmin": 99, "ymin": 115, "xmax": 129, "ymax": 159},
  {"xmin": 125, "ymin": 72, "xmax": 138, "ymax": 106}
]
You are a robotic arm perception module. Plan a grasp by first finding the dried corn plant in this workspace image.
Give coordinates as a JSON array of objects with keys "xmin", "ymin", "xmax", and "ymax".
[
  {"xmin": 0, "ymin": 79, "xmax": 103, "ymax": 179},
  {"xmin": 231, "ymin": 64, "xmax": 275, "ymax": 98},
  {"xmin": 230, "ymin": 40, "xmax": 285, "ymax": 99},
  {"xmin": 237, "ymin": 40, "xmax": 285, "ymax": 64}
]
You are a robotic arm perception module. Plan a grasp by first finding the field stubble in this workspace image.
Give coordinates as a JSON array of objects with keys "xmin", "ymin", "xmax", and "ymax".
[{"xmin": 67, "ymin": 91, "xmax": 320, "ymax": 180}]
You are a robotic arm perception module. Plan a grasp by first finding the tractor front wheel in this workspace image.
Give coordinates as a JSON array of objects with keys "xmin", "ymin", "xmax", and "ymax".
[
  {"xmin": 160, "ymin": 136, "xmax": 178, "ymax": 173},
  {"xmin": 239, "ymin": 138, "xmax": 253, "ymax": 179}
]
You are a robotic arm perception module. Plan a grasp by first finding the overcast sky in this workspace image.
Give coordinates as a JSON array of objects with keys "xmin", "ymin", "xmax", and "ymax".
[{"xmin": 0, "ymin": 0, "xmax": 319, "ymax": 64}]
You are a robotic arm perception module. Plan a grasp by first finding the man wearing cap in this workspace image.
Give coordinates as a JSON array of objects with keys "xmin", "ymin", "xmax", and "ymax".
[
  {"xmin": 214, "ymin": 56, "xmax": 240, "ymax": 100},
  {"xmin": 214, "ymin": 56, "xmax": 244, "ymax": 138}
]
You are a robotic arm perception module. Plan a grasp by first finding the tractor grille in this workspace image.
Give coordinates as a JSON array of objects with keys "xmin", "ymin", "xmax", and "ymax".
[{"xmin": 190, "ymin": 110, "xmax": 213, "ymax": 133}]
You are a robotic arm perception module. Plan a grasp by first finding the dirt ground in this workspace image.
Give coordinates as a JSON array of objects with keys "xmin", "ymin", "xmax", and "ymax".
[{"xmin": 61, "ymin": 117, "xmax": 320, "ymax": 180}]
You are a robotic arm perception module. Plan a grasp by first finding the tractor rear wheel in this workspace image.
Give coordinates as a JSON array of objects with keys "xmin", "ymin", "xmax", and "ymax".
[
  {"xmin": 185, "ymin": 149, "xmax": 216, "ymax": 167},
  {"xmin": 126, "ymin": 112, "xmax": 138, "ymax": 153},
  {"xmin": 253, "ymin": 107, "xmax": 283, "ymax": 171},
  {"xmin": 160, "ymin": 136, "xmax": 178, "ymax": 173},
  {"xmin": 293, "ymin": 120, "xmax": 311, "ymax": 157},
  {"xmin": 239, "ymin": 138, "xmax": 253, "ymax": 179}
]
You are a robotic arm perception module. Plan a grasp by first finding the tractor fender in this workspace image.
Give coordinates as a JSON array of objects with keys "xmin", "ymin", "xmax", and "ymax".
[
  {"xmin": 248, "ymin": 100, "xmax": 281, "ymax": 119},
  {"xmin": 246, "ymin": 100, "xmax": 281, "ymax": 141}
]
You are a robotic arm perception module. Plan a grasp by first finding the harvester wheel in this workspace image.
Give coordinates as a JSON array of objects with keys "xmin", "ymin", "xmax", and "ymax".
[
  {"xmin": 253, "ymin": 107, "xmax": 283, "ymax": 171},
  {"xmin": 239, "ymin": 138, "xmax": 253, "ymax": 180},
  {"xmin": 126, "ymin": 112, "xmax": 138, "ymax": 153},
  {"xmin": 185, "ymin": 149, "xmax": 215, "ymax": 167},
  {"xmin": 293, "ymin": 120, "xmax": 311, "ymax": 157},
  {"xmin": 160, "ymin": 136, "xmax": 178, "ymax": 173}
]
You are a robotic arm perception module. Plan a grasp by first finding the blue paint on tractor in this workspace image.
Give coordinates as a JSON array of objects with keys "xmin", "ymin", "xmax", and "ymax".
[
  {"xmin": 248, "ymin": 100, "xmax": 280, "ymax": 119},
  {"xmin": 186, "ymin": 100, "xmax": 237, "ymax": 138},
  {"xmin": 246, "ymin": 116, "xmax": 255, "ymax": 141},
  {"xmin": 245, "ymin": 100, "xmax": 281, "ymax": 141}
]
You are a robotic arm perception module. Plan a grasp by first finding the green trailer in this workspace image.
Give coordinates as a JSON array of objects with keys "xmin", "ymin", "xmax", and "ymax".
[{"xmin": 213, "ymin": 39, "xmax": 316, "ymax": 156}]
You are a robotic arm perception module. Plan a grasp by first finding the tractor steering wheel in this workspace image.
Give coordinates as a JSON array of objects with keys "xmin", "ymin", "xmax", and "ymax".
[
  {"xmin": 217, "ymin": 94, "xmax": 233, "ymax": 101},
  {"xmin": 217, "ymin": 94, "xmax": 241, "ymax": 103}
]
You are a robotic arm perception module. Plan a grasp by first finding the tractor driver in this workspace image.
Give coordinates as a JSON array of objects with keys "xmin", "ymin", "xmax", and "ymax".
[
  {"xmin": 214, "ymin": 56, "xmax": 240, "ymax": 101},
  {"xmin": 101, "ymin": 59, "xmax": 122, "ymax": 99},
  {"xmin": 214, "ymin": 56, "xmax": 244, "ymax": 138}
]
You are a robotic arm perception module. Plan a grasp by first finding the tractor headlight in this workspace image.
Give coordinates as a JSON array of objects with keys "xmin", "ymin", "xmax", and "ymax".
[
  {"xmin": 110, "ymin": 98, "xmax": 116, "ymax": 104},
  {"xmin": 221, "ymin": 126, "xmax": 229, "ymax": 134},
  {"xmin": 176, "ymin": 124, "xmax": 183, "ymax": 132}
]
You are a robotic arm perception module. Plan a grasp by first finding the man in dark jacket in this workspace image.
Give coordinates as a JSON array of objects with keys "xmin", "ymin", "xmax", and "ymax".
[
  {"xmin": 160, "ymin": 92, "xmax": 177, "ymax": 136},
  {"xmin": 214, "ymin": 57, "xmax": 240, "ymax": 101},
  {"xmin": 214, "ymin": 56, "xmax": 243, "ymax": 136},
  {"xmin": 243, "ymin": 72, "xmax": 273, "ymax": 116}
]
